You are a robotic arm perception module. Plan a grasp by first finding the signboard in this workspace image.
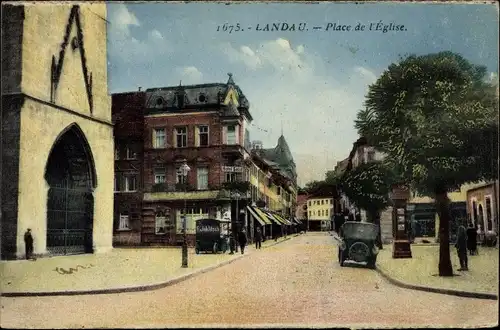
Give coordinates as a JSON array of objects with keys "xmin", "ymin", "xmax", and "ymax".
[
  {"xmin": 222, "ymin": 166, "xmax": 243, "ymax": 173},
  {"xmin": 197, "ymin": 225, "xmax": 220, "ymax": 233},
  {"xmin": 389, "ymin": 185, "xmax": 410, "ymax": 200}
]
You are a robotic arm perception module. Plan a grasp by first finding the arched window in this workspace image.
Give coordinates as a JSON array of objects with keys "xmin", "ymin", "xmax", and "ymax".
[{"xmin": 155, "ymin": 211, "xmax": 168, "ymax": 235}]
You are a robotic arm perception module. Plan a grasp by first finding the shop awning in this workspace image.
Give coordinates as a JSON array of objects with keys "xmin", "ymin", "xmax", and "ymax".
[
  {"xmin": 273, "ymin": 213, "xmax": 292, "ymax": 225},
  {"xmin": 255, "ymin": 208, "xmax": 280, "ymax": 225},
  {"xmin": 248, "ymin": 206, "xmax": 272, "ymax": 225},
  {"xmin": 265, "ymin": 212, "xmax": 286, "ymax": 225}
]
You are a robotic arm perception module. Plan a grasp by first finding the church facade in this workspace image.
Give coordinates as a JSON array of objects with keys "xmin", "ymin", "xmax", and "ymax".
[{"xmin": 1, "ymin": 4, "xmax": 114, "ymax": 259}]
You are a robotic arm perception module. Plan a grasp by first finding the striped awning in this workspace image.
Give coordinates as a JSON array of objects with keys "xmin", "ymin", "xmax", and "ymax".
[
  {"xmin": 273, "ymin": 213, "xmax": 292, "ymax": 225},
  {"xmin": 265, "ymin": 212, "xmax": 285, "ymax": 225},
  {"xmin": 248, "ymin": 206, "xmax": 272, "ymax": 225},
  {"xmin": 255, "ymin": 208, "xmax": 280, "ymax": 225}
]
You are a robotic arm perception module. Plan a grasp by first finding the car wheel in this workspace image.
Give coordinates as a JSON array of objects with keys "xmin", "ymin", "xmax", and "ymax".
[
  {"xmin": 213, "ymin": 242, "xmax": 218, "ymax": 254},
  {"xmin": 195, "ymin": 247, "xmax": 200, "ymax": 255}
]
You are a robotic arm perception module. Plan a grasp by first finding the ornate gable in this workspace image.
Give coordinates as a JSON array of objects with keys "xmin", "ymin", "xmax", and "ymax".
[{"xmin": 50, "ymin": 5, "xmax": 93, "ymax": 113}]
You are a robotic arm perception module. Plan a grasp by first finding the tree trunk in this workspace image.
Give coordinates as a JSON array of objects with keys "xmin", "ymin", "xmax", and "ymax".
[{"xmin": 435, "ymin": 188, "xmax": 454, "ymax": 277}]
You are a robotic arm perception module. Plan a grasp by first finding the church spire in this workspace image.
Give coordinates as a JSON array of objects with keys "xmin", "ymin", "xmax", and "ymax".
[{"xmin": 227, "ymin": 72, "xmax": 235, "ymax": 85}]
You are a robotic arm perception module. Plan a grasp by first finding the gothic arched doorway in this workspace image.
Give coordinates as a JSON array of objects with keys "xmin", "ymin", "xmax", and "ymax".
[{"xmin": 44, "ymin": 124, "xmax": 97, "ymax": 255}]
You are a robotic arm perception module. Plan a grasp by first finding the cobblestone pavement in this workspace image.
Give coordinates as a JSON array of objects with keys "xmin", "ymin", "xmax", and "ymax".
[{"xmin": 1, "ymin": 233, "xmax": 497, "ymax": 329}]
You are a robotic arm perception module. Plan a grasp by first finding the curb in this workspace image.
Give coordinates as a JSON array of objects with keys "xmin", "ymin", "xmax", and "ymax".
[
  {"xmin": 1, "ymin": 236, "xmax": 293, "ymax": 298},
  {"xmin": 375, "ymin": 266, "xmax": 498, "ymax": 301}
]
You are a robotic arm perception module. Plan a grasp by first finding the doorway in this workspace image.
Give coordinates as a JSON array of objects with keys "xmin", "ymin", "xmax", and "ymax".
[{"xmin": 44, "ymin": 124, "xmax": 96, "ymax": 255}]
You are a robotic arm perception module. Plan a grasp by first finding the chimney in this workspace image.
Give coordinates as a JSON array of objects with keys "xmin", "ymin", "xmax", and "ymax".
[{"xmin": 138, "ymin": 87, "xmax": 142, "ymax": 91}]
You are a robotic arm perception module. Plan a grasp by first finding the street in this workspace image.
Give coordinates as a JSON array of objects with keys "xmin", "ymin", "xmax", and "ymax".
[{"xmin": 1, "ymin": 233, "xmax": 497, "ymax": 328}]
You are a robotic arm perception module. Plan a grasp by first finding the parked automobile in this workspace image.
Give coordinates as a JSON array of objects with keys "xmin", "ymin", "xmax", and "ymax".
[
  {"xmin": 338, "ymin": 221, "xmax": 380, "ymax": 269},
  {"xmin": 195, "ymin": 218, "xmax": 231, "ymax": 254}
]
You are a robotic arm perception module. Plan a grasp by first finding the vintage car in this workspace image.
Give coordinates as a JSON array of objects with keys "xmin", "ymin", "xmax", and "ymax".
[
  {"xmin": 195, "ymin": 218, "xmax": 230, "ymax": 254},
  {"xmin": 337, "ymin": 221, "xmax": 380, "ymax": 269}
]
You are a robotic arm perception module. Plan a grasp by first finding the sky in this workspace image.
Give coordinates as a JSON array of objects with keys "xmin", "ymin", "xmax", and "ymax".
[{"xmin": 107, "ymin": 2, "xmax": 499, "ymax": 187}]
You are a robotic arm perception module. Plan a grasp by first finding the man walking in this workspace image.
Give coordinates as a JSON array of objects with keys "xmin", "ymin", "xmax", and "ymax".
[
  {"xmin": 455, "ymin": 225, "xmax": 469, "ymax": 271},
  {"xmin": 255, "ymin": 227, "xmax": 262, "ymax": 249},
  {"xmin": 238, "ymin": 229, "xmax": 248, "ymax": 254},
  {"xmin": 24, "ymin": 228, "xmax": 34, "ymax": 260}
]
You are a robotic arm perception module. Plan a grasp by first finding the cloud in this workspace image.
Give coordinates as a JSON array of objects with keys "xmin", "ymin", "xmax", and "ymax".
[
  {"xmin": 220, "ymin": 38, "xmax": 371, "ymax": 186},
  {"xmin": 353, "ymin": 66, "xmax": 378, "ymax": 85},
  {"xmin": 176, "ymin": 66, "xmax": 204, "ymax": 84},
  {"xmin": 108, "ymin": 5, "xmax": 170, "ymax": 63}
]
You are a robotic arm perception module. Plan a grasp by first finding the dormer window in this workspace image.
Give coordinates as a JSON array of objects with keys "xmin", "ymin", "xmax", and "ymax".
[
  {"xmin": 198, "ymin": 94, "xmax": 206, "ymax": 103},
  {"xmin": 156, "ymin": 97, "xmax": 164, "ymax": 106}
]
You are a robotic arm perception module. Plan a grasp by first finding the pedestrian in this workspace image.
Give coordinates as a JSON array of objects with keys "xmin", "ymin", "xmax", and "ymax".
[
  {"xmin": 238, "ymin": 229, "xmax": 247, "ymax": 254},
  {"xmin": 229, "ymin": 231, "xmax": 235, "ymax": 255},
  {"xmin": 24, "ymin": 228, "xmax": 34, "ymax": 260},
  {"xmin": 255, "ymin": 227, "xmax": 262, "ymax": 249},
  {"xmin": 466, "ymin": 221, "xmax": 477, "ymax": 255},
  {"xmin": 455, "ymin": 225, "xmax": 468, "ymax": 271}
]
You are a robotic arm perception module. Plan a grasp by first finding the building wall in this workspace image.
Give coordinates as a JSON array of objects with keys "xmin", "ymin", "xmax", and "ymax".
[
  {"xmin": 12, "ymin": 3, "xmax": 113, "ymax": 257},
  {"xmin": 467, "ymin": 182, "xmax": 498, "ymax": 233},
  {"xmin": 307, "ymin": 197, "xmax": 334, "ymax": 221},
  {"xmin": 112, "ymin": 92, "xmax": 145, "ymax": 246},
  {"xmin": 1, "ymin": 4, "xmax": 24, "ymax": 94},
  {"xmin": 21, "ymin": 4, "xmax": 110, "ymax": 122},
  {"xmin": 17, "ymin": 99, "xmax": 114, "ymax": 256}
]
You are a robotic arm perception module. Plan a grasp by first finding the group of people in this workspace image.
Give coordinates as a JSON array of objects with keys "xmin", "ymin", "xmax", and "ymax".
[
  {"xmin": 225, "ymin": 226, "xmax": 267, "ymax": 254},
  {"xmin": 455, "ymin": 222, "xmax": 481, "ymax": 271}
]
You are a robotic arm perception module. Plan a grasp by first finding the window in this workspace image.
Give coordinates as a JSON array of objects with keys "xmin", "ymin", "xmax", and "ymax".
[
  {"xmin": 326, "ymin": 209, "xmax": 329, "ymax": 217},
  {"xmin": 321, "ymin": 200, "xmax": 324, "ymax": 205},
  {"xmin": 175, "ymin": 126, "xmax": 187, "ymax": 148},
  {"xmin": 226, "ymin": 125, "xmax": 236, "ymax": 145},
  {"xmin": 153, "ymin": 128, "xmax": 166, "ymax": 148},
  {"xmin": 277, "ymin": 187, "xmax": 281, "ymax": 196},
  {"xmin": 118, "ymin": 213, "xmax": 130, "ymax": 231},
  {"xmin": 155, "ymin": 211, "xmax": 168, "ymax": 235},
  {"xmin": 115, "ymin": 147, "xmax": 120, "ymax": 160},
  {"xmin": 126, "ymin": 145, "xmax": 137, "ymax": 159},
  {"xmin": 330, "ymin": 199, "xmax": 333, "ymax": 204},
  {"xmin": 176, "ymin": 208, "xmax": 209, "ymax": 234},
  {"xmin": 154, "ymin": 168, "xmax": 166, "ymax": 184},
  {"xmin": 225, "ymin": 172, "xmax": 238, "ymax": 182},
  {"xmin": 309, "ymin": 211, "xmax": 311, "ymax": 217},
  {"xmin": 125, "ymin": 175, "xmax": 137, "ymax": 191},
  {"xmin": 197, "ymin": 125, "xmax": 209, "ymax": 147},
  {"xmin": 176, "ymin": 167, "xmax": 187, "ymax": 184},
  {"xmin": 308, "ymin": 201, "xmax": 311, "ymax": 207},
  {"xmin": 197, "ymin": 167, "xmax": 209, "ymax": 190},
  {"xmin": 115, "ymin": 174, "xmax": 137, "ymax": 192}
]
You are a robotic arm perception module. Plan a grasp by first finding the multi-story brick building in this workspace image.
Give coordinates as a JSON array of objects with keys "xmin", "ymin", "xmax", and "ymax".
[
  {"xmin": 112, "ymin": 91, "xmax": 146, "ymax": 246},
  {"xmin": 112, "ymin": 74, "xmax": 254, "ymax": 246}
]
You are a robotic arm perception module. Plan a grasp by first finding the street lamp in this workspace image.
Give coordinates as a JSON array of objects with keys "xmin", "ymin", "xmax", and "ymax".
[
  {"xmin": 232, "ymin": 191, "xmax": 241, "ymax": 252},
  {"xmin": 180, "ymin": 162, "xmax": 191, "ymax": 268}
]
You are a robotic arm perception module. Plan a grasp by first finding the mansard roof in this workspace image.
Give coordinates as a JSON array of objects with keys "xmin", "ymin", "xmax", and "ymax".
[{"xmin": 144, "ymin": 73, "xmax": 252, "ymax": 119}]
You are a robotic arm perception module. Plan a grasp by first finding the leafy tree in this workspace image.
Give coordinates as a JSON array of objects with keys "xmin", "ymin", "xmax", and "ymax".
[
  {"xmin": 355, "ymin": 51, "xmax": 498, "ymax": 276},
  {"xmin": 338, "ymin": 162, "xmax": 395, "ymax": 248}
]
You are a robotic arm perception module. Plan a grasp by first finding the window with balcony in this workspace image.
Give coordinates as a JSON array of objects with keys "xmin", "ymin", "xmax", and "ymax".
[
  {"xmin": 225, "ymin": 172, "xmax": 238, "ymax": 182},
  {"xmin": 197, "ymin": 167, "xmax": 209, "ymax": 190},
  {"xmin": 176, "ymin": 167, "xmax": 187, "ymax": 184},
  {"xmin": 175, "ymin": 126, "xmax": 187, "ymax": 148},
  {"xmin": 154, "ymin": 167, "xmax": 166, "ymax": 184},
  {"xmin": 196, "ymin": 125, "xmax": 209, "ymax": 147},
  {"xmin": 153, "ymin": 128, "xmax": 166, "ymax": 148},
  {"xmin": 226, "ymin": 125, "xmax": 237, "ymax": 145}
]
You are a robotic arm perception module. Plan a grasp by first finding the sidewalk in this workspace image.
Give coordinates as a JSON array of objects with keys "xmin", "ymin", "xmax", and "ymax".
[
  {"xmin": 1, "ymin": 236, "xmax": 296, "ymax": 297},
  {"xmin": 376, "ymin": 244, "xmax": 499, "ymax": 299}
]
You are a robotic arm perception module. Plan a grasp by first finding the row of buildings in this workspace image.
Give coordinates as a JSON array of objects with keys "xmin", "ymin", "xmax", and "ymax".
[
  {"xmin": 331, "ymin": 137, "xmax": 499, "ymax": 244},
  {"xmin": 0, "ymin": 3, "xmax": 299, "ymax": 260},
  {"xmin": 112, "ymin": 75, "xmax": 301, "ymax": 247}
]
